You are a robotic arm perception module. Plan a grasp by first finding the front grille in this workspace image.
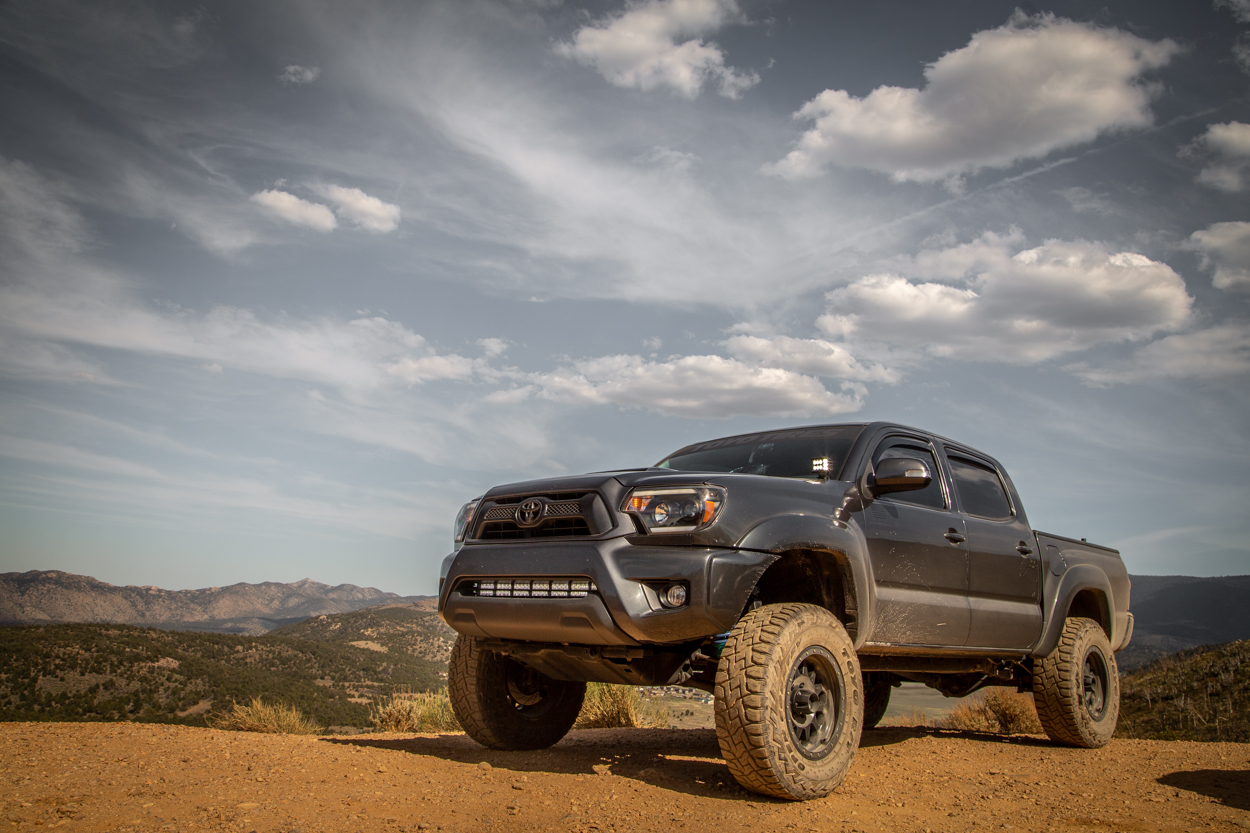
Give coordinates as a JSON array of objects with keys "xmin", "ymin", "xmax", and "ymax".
[
  {"xmin": 471, "ymin": 491, "xmax": 602, "ymax": 540},
  {"xmin": 457, "ymin": 577, "xmax": 598, "ymax": 598},
  {"xmin": 479, "ymin": 517, "xmax": 591, "ymax": 540},
  {"xmin": 481, "ymin": 500, "xmax": 580, "ymax": 522}
]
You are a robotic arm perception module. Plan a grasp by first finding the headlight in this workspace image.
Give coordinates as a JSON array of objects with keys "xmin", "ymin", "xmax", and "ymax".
[
  {"xmin": 622, "ymin": 486, "xmax": 725, "ymax": 534},
  {"xmin": 453, "ymin": 499, "xmax": 479, "ymax": 543}
]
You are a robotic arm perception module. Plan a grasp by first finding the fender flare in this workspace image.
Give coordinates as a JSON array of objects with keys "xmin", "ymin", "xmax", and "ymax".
[
  {"xmin": 733, "ymin": 514, "xmax": 873, "ymax": 647},
  {"xmin": 1032, "ymin": 564, "xmax": 1114, "ymax": 658}
]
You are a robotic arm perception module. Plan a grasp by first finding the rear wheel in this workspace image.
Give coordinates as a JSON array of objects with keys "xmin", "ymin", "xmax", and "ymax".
[
  {"xmin": 448, "ymin": 635, "xmax": 585, "ymax": 750},
  {"xmin": 862, "ymin": 672, "xmax": 892, "ymax": 730},
  {"xmin": 714, "ymin": 603, "xmax": 862, "ymax": 800},
  {"xmin": 1033, "ymin": 617, "xmax": 1119, "ymax": 748}
]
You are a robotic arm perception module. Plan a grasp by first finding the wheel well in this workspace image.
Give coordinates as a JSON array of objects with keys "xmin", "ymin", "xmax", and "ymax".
[
  {"xmin": 751, "ymin": 550, "xmax": 858, "ymax": 641},
  {"xmin": 1067, "ymin": 589, "xmax": 1111, "ymax": 638}
]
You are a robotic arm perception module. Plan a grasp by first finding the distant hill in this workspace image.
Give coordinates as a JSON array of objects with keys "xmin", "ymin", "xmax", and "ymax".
[
  {"xmin": 270, "ymin": 604, "xmax": 456, "ymax": 665},
  {"xmin": 1116, "ymin": 640, "xmax": 1250, "ymax": 742},
  {"xmin": 0, "ymin": 570, "xmax": 431, "ymax": 635},
  {"xmin": 0, "ymin": 619, "xmax": 448, "ymax": 731},
  {"xmin": 1119, "ymin": 575, "xmax": 1250, "ymax": 670}
]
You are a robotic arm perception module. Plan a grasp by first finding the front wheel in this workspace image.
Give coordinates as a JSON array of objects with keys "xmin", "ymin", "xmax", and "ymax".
[
  {"xmin": 1032, "ymin": 617, "xmax": 1119, "ymax": 748},
  {"xmin": 448, "ymin": 635, "xmax": 585, "ymax": 750},
  {"xmin": 714, "ymin": 603, "xmax": 862, "ymax": 800}
]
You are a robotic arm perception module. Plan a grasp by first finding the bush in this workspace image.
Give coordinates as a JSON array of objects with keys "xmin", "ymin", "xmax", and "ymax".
[
  {"xmin": 940, "ymin": 688, "xmax": 1043, "ymax": 734},
  {"xmin": 210, "ymin": 697, "xmax": 323, "ymax": 735},
  {"xmin": 574, "ymin": 683, "xmax": 669, "ymax": 729},
  {"xmin": 370, "ymin": 688, "xmax": 460, "ymax": 733}
]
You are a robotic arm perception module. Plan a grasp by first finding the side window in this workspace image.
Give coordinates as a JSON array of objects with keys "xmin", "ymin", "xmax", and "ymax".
[
  {"xmin": 949, "ymin": 456, "xmax": 1013, "ymax": 520},
  {"xmin": 871, "ymin": 440, "xmax": 946, "ymax": 511}
]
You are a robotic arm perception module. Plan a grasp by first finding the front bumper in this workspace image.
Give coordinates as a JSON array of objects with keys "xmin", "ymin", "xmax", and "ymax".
[{"xmin": 438, "ymin": 537, "xmax": 774, "ymax": 646}]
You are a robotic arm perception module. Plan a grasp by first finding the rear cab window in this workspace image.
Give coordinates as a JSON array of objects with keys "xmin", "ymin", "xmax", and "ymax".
[{"xmin": 947, "ymin": 454, "xmax": 1014, "ymax": 520}]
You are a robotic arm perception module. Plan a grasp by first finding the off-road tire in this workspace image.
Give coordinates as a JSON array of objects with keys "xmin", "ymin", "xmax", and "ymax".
[
  {"xmin": 1033, "ymin": 617, "xmax": 1119, "ymax": 748},
  {"xmin": 448, "ymin": 635, "xmax": 585, "ymax": 751},
  {"xmin": 714, "ymin": 603, "xmax": 862, "ymax": 800},
  {"xmin": 862, "ymin": 672, "xmax": 892, "ymax": 730}
]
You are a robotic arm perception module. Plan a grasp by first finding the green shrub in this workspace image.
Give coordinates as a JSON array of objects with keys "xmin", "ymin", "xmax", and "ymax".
[
  {"xmin": 370, "ymin": 688, "xmax": 460, "ymax": 733},
  {"xmin": 210, "ymin": 697, "xmax": 322, "ymax": 735},
  {"xmin": 574, "ymin": 683, "xmax": 668, "ymax": 729}
]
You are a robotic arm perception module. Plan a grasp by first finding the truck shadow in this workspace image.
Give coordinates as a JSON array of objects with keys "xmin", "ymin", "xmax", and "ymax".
[
  {"xmin": 324, "ymin": 725, "xmax": 1052, "ymax": 801},
  {"xmin": 1157, "ymin": 770, "xmax": 1250, "ymax": 811},
  {"xmin": 858, "ymin": 726, "xmax": 1054, "ymax": 749}
]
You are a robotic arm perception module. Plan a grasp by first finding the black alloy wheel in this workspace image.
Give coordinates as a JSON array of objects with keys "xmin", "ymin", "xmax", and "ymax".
[
  {"xmin": 1081, "ymin": 646, "xmax": 1109, "ymax": 720},
  {"xmin": 786, "ymin": 646, "xmax": 842, "ymax": 759}
]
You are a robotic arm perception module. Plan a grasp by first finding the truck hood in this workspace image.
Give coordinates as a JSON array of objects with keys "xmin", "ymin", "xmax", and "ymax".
[{"xmin": 481, "ymin": 468, "xmax": 847, "ymax": 498}]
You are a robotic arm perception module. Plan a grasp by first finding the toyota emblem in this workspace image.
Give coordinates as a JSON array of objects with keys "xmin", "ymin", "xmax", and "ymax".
[{"xmin": 515, "ymin": 499, "xmax": 544, "ymax": 526}]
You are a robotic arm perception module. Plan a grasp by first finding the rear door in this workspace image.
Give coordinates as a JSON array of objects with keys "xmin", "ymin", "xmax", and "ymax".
[
  {"xmin": 942, "ymin": 446, "xmax": 1042, "ymax": 650},
  {"xmin": 861, "ymin": 434, "xmax": 969, "ymax": 648}
]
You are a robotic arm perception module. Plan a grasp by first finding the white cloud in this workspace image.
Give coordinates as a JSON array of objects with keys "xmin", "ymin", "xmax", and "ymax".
[
  {"xmin": 478, "ymin": 338, "xmax": 508, "ymax": 357},
  {"xmin": 1188, "ymin": 221, "xmax": 1250, "ymax": 291},
  {"xmin": 528, "ymin": 353, "xmax": 864, "ymax": 418},
  {"xmin": 1216, "ymin": 0, "xmax": 1250, "ymax": 24},
  {"xmin": 769, "ymin": 14, "xmax": 1178, "ymax": 182},
  {"xmin": 1056, "ymin": 186, "xmax": 1118, "ymax": 215},
  {"xmin": 1187, "ymin": 122, "xmax": 1250, "ymax": 192},
  {"xmin": 556, "ymin": 0, "xmax": 758, "ymax": 99},
  {"xmin": 321, "ymin": 185, "xmax": 401, "ymax": 232},
  {"xmin": 386, "ymin": 354, "xmax": 479, "ymax": 384},
  {"xmin": 818, "ymin": 232, "xmax": 1193, "ymax": 362},
  {"xmin": 723, "ymin": 335, "xmax": 900, "ymax": 383},
  {"xmin": 278, "ymin": 65, "xmax": 320, "ymax": 85},
  {"xmin": 249, "ymin": 189, "xmax": 337, "ymax": 232},
  {"xmin": 1071, "ymin": 323, "xmax": 1250, "ymax": 384}
]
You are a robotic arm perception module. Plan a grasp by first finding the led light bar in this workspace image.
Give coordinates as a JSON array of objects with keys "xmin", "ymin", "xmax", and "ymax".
[{"xmin": 463, "ymin": 577, "xmax": 596, "ymax": 598}]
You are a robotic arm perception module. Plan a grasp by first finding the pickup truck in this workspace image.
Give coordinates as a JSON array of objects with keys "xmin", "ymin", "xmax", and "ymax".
[{"xmin": 438, "ymin": 421, "xmax": 1133, "ymax": 800}]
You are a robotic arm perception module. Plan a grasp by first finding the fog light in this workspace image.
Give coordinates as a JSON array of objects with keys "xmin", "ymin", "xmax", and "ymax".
[{"xmin": 662, "ymin": 584, "xmax": 688, "ymax": 608}]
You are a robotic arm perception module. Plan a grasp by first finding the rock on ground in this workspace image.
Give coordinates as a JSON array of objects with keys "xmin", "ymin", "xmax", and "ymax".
[{"xmin": 1, "ymin": 723, "xmax": 1247, "ymax": 832}]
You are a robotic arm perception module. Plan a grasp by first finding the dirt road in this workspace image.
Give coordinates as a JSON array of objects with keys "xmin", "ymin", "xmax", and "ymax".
[{"xmin": 2, "ymin": 722, "xmax": 1247, "ymax": 832}]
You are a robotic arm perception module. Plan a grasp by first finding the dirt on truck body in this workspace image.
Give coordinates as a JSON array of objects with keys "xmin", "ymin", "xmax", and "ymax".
[{"xmin": 438, "ymin": 421, "xmax": 1133, "ymax": 799}]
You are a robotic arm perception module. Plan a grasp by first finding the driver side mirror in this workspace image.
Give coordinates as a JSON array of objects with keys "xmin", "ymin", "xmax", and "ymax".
[{"xmin": 867, "ymin": 457, "xmax": 932, "ymax": 497}]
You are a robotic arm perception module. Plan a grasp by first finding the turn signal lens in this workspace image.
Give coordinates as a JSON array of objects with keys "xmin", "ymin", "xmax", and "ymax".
[
  {"xmin": 621, "ymin": 486, "xmax": 725, "ymax": 534},
  {"xmin": 453, "ymin": 499, "xmax": 480, "ymax": 543}
]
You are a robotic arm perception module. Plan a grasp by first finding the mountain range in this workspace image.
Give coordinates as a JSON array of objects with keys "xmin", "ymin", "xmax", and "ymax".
[
  {"xmin": 0, "ymin": 570, "xmax": 430, "ymax": 635},
  {"xmin": 1117, "ymin": 574, "xmax": 1250, "ymax": 669},
  {"xmin": 1, "ymin": 570, "xmax": 1246, "ymax": 664}
]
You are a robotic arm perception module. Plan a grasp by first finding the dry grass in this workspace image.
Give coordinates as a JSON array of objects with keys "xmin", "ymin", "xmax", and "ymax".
[
  {"xmin": 940, "ymin": 688, "xmax": 1043, "ymax": 734},
  {"xmin": 574, "ymin": 683, "xmax": 669, "ymax": 729},
  {"xmin": 880, "ymin": 706, "xmax": 936, "ymax": 728},
  {"xmin": 209, "ymin": 697, "xmax": 323, "ymax": 735},
  {"xmin": 370, "ymin": 688, "xmax": 460, "ymax": 733}
]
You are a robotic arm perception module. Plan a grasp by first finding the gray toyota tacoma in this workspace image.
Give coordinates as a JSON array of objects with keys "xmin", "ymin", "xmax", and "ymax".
[{"xmin": 438, "ymin": 422, "xmax": 1132, "ymax": 800}]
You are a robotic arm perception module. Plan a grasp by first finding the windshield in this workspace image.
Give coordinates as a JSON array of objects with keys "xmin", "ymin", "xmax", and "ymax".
[{"xmin": 657, "ymin": 425, "xmax": 864, "ymax": 479}]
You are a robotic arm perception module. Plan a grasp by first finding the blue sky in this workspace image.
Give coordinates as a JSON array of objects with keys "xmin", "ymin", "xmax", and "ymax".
[{"xmin": 1, "ymin": 0, "xmax": 1247, "ymax": 595}]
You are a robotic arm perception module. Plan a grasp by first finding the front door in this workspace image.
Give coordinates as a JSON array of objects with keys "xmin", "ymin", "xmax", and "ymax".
[{"xmin": 862, "ymin": 435, "xmax": 970, "ymax": 648}]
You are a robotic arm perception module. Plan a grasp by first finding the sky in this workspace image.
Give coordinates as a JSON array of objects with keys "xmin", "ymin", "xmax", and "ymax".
[{"xmin": 0, "ymin": 0, "xmax": 1247, "ymax": 596}]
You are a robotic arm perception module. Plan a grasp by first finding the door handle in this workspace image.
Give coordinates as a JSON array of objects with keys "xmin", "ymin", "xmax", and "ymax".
[
  {"xmin": 1016, "ymin": 543, "xmax": 1034, "ymax": 555},
  {"xmin": 944, "ymin": 530, "xmax": 966, "ymax": 544}
]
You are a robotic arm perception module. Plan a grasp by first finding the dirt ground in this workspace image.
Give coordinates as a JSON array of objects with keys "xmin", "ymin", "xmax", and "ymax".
[{"xmin": 2, "ymin": 722, "xmax": 1248, "ymax": 833}]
